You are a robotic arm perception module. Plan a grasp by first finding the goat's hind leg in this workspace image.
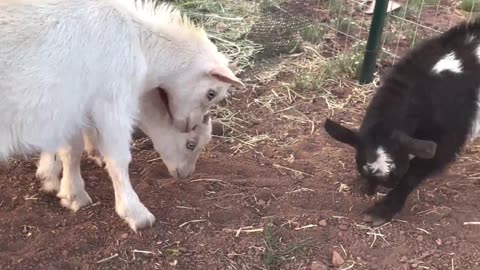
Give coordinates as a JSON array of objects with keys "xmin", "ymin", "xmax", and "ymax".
[
  {"xmin": 36, "ymin": 152, "xmax": 62, "ymax": 193},
  {"xmin": 56, "ymin": 132, "xmax": 93, "ymax": 211},
  {"xmin": 83, "ymin": 127, "xmax": 105, "ymax": 167}
]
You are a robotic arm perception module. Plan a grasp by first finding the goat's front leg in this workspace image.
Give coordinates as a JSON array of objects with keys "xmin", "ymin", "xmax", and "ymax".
[
  {"xmin": 56, "ymin": 132, "xmax": 93, "ymax": 211},
  {"xmin": 363, "ymin": 172, "xmax": 426, "ymax": 226},
  {"xmin": 93, "ymin": 104, "xmax": 154, "ymax": 232},
  {"xmin": 363, "ymin": 137, "xmax": 457, "ymax": 226}
]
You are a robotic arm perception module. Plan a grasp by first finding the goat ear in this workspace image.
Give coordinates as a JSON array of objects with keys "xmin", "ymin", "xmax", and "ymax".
[
  {"xmin": 392, "ymin": 130, "xmax": 437, "ymax": 159},
  {"xmin": 324, "ymin": 118, "xmax": 359, "ymax": 147},
  {"xmin": 202, "ymin": 113, "xmax": 211, "ymax": 124},
  {"xmin": 228, "ymin": 62, "xmax": 238, "ymax": 72},
  {"xmin": 211, "ymin": 120, "xmax": 225, "ymax": 136},
  {"xmin": 209, "ymin": 65, "xmax": 245, "ymax": 89}
]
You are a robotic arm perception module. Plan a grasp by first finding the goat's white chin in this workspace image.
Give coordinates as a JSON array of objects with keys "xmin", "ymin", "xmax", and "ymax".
[{"xmin": 169, "ymin": 167, "xmax": 194, "ymax": 179}]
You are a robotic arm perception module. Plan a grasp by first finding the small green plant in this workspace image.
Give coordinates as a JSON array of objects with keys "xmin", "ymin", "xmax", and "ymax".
[
  {"xmin": 325, "ymin": 49, "xmax": 364, "ymax": 80},
  {"xmin": 381, "ymin": 30, "xmax": 398, "ymax": 47},
  {"xmin": 334, "ymin": 17, "xmax": 359, "ymax": 35},
  {"xmin": 301, "ymin": 24, "xmax": 326, "ymax": 44},
  {"xmin": 292, "ymin": 45, "xmax": 366, "ymax": 92},
  {"xmin": 262, "ymin": 222, "xmax": 315, "ymax": 270},
  {"xmin": 259, "ymin": 0, "xmax": 282, "ymax": 10},
  {"xmin": 392, "ymin": 0, "xmax": 440, "ymax": 20},
  {"xmin": 401, "ymin": 26, "xmax": 426, "ymax": 47},
  {"xmin": 263, "ymin": 223, "xmax": 282, "ymax": 269},
  {"xmin": 293, "ymin": 73, "xmax": 324, "ymax": 92},
  {"xmin": 326, "ymin": 0, "xmax": 346, "ymax": 16},
  {"xmin": 459, "ymin": 0, "xmax": 480, "ymax": 12}
]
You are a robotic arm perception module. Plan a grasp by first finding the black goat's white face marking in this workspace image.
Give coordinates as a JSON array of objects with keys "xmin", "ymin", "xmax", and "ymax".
[
  {"xmin": 475, "ymin": 45, "xmax": 480, "ymax": 64},
  {"xmin": 432, "ymin": 52, "xmax": 463, "ymax": 74},
  {"xmin": 363, "ymin": 146, "xmax": 395, "ymax": 177}
]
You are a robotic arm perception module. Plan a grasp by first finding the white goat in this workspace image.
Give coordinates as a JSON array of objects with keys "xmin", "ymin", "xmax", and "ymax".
[
  {"xmin": 36, "ymin": 89, "xmax": 213, "ymax": 230},
  {"xmin": 0, "ymin": 0, "xmax": 243, "ymax": 231}
]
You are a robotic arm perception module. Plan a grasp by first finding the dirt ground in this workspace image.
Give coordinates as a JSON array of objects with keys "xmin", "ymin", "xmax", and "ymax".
[
  {"xmin": 1, "ymin": 70, "xmax": 480, "ymax": 269},
  {"xmin": 2, "ymin": 2, "xmax": 480, "ymax": 270}
]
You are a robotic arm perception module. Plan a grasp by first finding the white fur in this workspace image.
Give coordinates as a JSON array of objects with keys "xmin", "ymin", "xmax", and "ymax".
[
  {"xmin": 55, "ymin": 133, "xmax": 93, "ymax": 212},
  {"xmin": 2, "ymin": 0, "xmax": 238, "ymax": 231},
  {"xmin": 135, "ymin": 90, "xmax": 213, "ymax": 178},
  {"xmin": 470, "ymin": 100, "xmax": 480, "ymax": 140},
  {"xmin": 468, "ymin": 46, "xmax": 480, "ymax": 140},
  {"xmin": 80, "ymin": 89, "xmax": 213, "ymax": 178},
  {"xmin": 432, "ymin": 52, "xmax": 463, "ymax": 74},
  {"xmin": 364, "ymin": 147, "xmax": 395, "ymax": 177},
  {"xmin": 36, "ymin": 152, "xmax": 62, "ymax": 192},
  {"xmin": 36, "ymin": 89, "xmax": 212, "ymax": 230},
  {"xmin": 475, "ymin": 45, "xmax": 480, "ymax": 62}
]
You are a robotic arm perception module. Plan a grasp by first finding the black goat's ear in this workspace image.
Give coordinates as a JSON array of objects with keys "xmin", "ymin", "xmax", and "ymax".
[
  {"xmin": 324, "ymin": 118, "xmax": 359, "ymax": 147},
  {"xmin": 392, "ymin": 130, "xmax": 437, "ymax": 159}
]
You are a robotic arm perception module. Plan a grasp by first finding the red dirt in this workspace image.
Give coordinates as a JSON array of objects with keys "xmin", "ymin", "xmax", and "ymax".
[
  {"xmin": 2, "ymin": 3, "xmax": 480, "ymax": 270},
  {"xmin": 2, "ymin": 75, "xmax": 480, "ymax": 269}
]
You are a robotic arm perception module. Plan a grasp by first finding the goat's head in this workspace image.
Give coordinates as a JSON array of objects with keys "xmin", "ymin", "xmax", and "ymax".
[
  {"xmin": 324, "ymin": 118, "xmax": 437, "ymax": 191},
  {"xmin": 151, "ymin": 113, "xmax": 213, "ymax": 179},
  {"xmin": 158, "ymin": 54, "xmax": 244, "ymax": 133}
]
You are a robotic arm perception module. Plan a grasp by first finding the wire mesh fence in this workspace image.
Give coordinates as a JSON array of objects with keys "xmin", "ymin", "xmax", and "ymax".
[{"xmin": 169, "ymin": 0, "xmax": 479, "ymax": 82}]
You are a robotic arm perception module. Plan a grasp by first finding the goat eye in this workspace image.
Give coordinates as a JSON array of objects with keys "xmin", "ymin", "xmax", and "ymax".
[
  {"xmin": 186, "ymin": 141, "xmax": 197, "ymax": 151},
  {"xmin": 207, "ymin": 89, "xmax": 216, "ymax": 101}
]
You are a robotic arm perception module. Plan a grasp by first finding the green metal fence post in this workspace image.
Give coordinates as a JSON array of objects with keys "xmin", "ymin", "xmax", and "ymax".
[{"xmin": 358, "ymin": 0, "xmax": 390, "ymax": 84}]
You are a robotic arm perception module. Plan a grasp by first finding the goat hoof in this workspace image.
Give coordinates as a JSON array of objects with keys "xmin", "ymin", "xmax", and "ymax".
[
  {"xmin": 57, "ymin": 189, "xmax": 93, "ymax": 212},
  {"xmin": 117, "ymin": 202, "xmax": 155, "ymax": 232},
  {"xmin": 363, "ymin": 204, "xmax": 394, "ymax": 226},
  {"xmin": 361, "ymin": 183, "xmax": 377, "ymax": 196},
  {"xmin": 41, "ymin": 178, "xmax": 61, "ymax": 193}
]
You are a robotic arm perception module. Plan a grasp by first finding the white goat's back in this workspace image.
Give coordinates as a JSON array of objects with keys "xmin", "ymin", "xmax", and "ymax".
[{"xmin": 0, "ymin": 0, "xmax": 145, "ymax": 158}]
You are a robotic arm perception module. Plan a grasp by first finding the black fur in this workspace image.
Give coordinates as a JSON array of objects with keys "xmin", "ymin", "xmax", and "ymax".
[{"xmin": 324, "ymin": 19, "xmax": 480, "ymax": 226}]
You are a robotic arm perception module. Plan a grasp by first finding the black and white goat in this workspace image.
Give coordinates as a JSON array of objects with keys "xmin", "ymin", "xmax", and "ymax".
[{"xmin": 324, "ymin": 19, "xmax": 480, "ymax": 226}]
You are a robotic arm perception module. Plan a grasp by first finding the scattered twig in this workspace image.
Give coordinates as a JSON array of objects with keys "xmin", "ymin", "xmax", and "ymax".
[
  {"xmin": 132, "ymin": 249, "xmax": 155, "ymax": 260},
  {"xmin": 273, "ymin": 163, "xmax": 314, "ymax": 177},
  {"xmin": 176, "ymin": 206, "xmax": 196, "ymax": 211},
  {"xmin": 96, "ymin": 253, "xmax": 119, "ymax": 264},
  {"xmin": 190, "ymin": 178, "xmax": 230, "ymax": 186},
  {"xmin": 147, "ymin": 157, "xmax": 162, "ymax": 163},
  {"xmin": 213, "ymin": 203, "xmax": 232, "ymax": 210},
  {"xmin": 286, "ymin": 188, "xmax": 315, "ymax": 194},
  {"xmin": 464, "ymin": 221, "xmax": 480, "ymax": 225},
  {"xmin": 416, "ymin": 227, "xmax": 431, "ymax": 235},
  {"xmin": 294, "ymin": 224, "xmax": 318, "ymax": 231},
  {"xmin": 223, "ymin": 226, "xmax": 264, "ymax": 237},
  {"xmin": 179, "ymin": 219, "xmax": 206, "ymax": 228},
  {"xmin": 408, "ymin": 250, "xmax": 435, "ymax": 263},
  {"xmin": 341, "ymin": 262, "xmax": 356, "ymax": 270},
  {"xmin": 23, "ymin": 193, "xmax": 38, "ymax": 201}
]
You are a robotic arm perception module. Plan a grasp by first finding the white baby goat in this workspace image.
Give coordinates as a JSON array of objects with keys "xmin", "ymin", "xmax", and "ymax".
[
  {"xmin": 0, "ymin": 0, "xmax": 242, "ymax": 231},
  {"xmin": 36, "ymin": 89, "xmax": 213, "ymax": 230}
]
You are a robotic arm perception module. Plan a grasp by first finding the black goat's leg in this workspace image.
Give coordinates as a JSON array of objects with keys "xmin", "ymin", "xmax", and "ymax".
[
  {"xmin": 363, "ymin": 171, "xmax": 427, "ymax": 226},
  {"xmin": 363, "ymin": 136, "xmax": 459, "ymax": 226}
]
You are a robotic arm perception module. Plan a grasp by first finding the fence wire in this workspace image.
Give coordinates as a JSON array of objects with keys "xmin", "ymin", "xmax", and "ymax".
[{"xmin": 170, "ymin": 0, "xmax": 478, "ymax": 78}]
